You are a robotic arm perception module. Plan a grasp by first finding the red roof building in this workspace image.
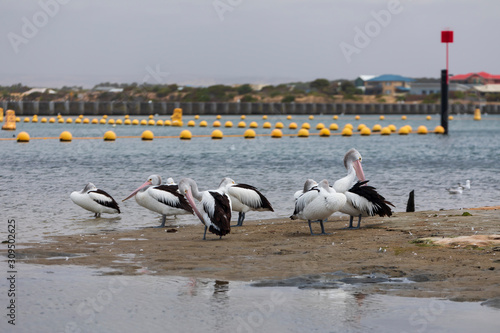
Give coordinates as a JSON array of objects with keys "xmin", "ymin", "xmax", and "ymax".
[{"xmin": 450, "ymin": 72, "xmax": 500, "ymax": 85}]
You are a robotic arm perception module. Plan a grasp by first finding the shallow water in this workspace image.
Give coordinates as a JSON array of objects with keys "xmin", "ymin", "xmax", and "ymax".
[
  {"xmin": 0, "ymin": 264, "xmax": 498, "ymax": 333},
  {"xmin": 1, "ymin": 114, "xmax": 499, "ymax": 242}
]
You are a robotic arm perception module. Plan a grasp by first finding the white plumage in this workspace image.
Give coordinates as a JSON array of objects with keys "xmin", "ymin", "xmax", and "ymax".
[{"xmin": 70, "ymin": 183, "xmax": 120, "ymax": 217}]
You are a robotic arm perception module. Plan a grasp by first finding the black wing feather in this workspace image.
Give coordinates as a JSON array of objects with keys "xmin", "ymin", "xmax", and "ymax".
[
  {"xmin": 205, "ymin": 191, "xmax": 231, "ymax": 237},
  {"xmin": 90, "ymin": 189, "xmax": 121, "ymax": 213},
  {"xmin": 155, "ymin": 185, "xmax": 194, "ymax": 214},
  {"xmin": 234, "ymin": 183, "xmax": 274, "ymax": 211},
  {"xmin": 348, "ymin": 181, "xmax": 394, "ymax": 217}
]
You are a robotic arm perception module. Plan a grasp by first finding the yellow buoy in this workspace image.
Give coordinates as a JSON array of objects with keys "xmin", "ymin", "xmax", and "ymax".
[
  {"xmin": 75, "ymin": 118, "xmax": 81, "ymax": 124},
  {"xmin": 148, "ymin": 119, "xmax": 155, "ymax": 126},
  {"xmin": 333, "ymin": 115, "xmax": 339, "ymax": 120},
  {"xmin": 156, "ymin": 120, "xmax": 164, "ymax": 126},
  {"xmin": 316, "ymin": 123, "xmax": 325, "ymax": 130},
  {"xmin": 286, "ymin": 115, "xmax": 292, "ymax": 120},
  {"xmin": 60, "ymin": 131, "xmax": 72, "ymax": 142},
  {"xmin": 180, "ymin": 130, "xmax": 192, "ymax": 140},
  {"xmin": 379, "ymin": 115, "xmax": 385, "ymax": 120},
  {"xmin": 91, "ymin": 118, "xmax": 99, "ymax": 124},
  {"xmin": 308, "ymin": 115, "xmax": 314, "ymax": 120},
  {"xmin": 115, "ymin": 119, "xmax": 123, "ymax": 125},
  {"xmin": 164, "ymin": 120, "xmax": 172, "ymax": 126},
  {"xmin": 262, "ymin": 115, "xmax": 268, "ymax": 120},
  {"xmin": 448, "ymin": 115, "xmax": 454, "ymax": 121},
  {"xmin": 381, "ymin": 127, "xmax": 391, "ymax": 135},
  {"xmin": 103, "ymin": 131, "xmax": 116, "ymax": 141},
  {"xmin": 17, "ymin": 131, "xmax": 30, "ymax": 142},
  {"xmin": 216, "ymin": 115, "xmax": 222, "ymax": 120},
  {"xmin": 58, "ymin": 118, "xmax": 64, "ymax": 123},
  {"xmin": 240, "ymin": 115, "xmax": 246, "ymax": 120},
  {"xmin": 124, "ymin": 115, "xmax": 130, "ymax": 119},
  {"xmin": 275, "ymin": 122, "xmax": 284, "ymax": 129},
  {"xmin": 41, "ymin": 117, "xmax": 47, "ymax": 123},
  {"xmin": 329, "ymin": 123, "xmax": 339, "ymax": 131},
  {"xmin": 417, "ymin": 125, "xmax": 428, "ymax": 134},
  {"xmin": 32, "ymin": 116, "xmax": 38, "ymax": 123},
  {"xmin": 78, "ymin": 115, "xmax": 84, "ymax": 119},
  {"xmin": 341, "ymin": 127, "xmax": 353, "ymax": 136},
  {"xmin": 99, "ymin": 118, "xmax": 106, "ymax": 124},
  {"xmin": 124, "ymin": 119, "xmax": 131, "ymax": 125},
  {"xmin": 132, "ymin": 119, "xmax": 139, "ymax": 125},
  {"xmin": 289, "ymin": 122, "xmax": 298, "ymax": 129},
  {"xmin": 474, "ymin": 108, "xmax": 481, "ymax": 121},
  {"xmin": 2, "ymin": 110, "xmax": 16, "ymax": 130},
  {"xmin": 434, "ymin": 125, "xmax": 445, "ymax": 134},
  {"xmin": 194, "ymin": 115, "xmax": 200, "ymax": 120},
  {"xmin": 357, "ymin": 124, "xmax": 366, "ymax": 131},
  {"xmin": 140, "ymin": 119, "xmax": 148, "ymax": 125},
  {"xmin": 301, "ymin": 122, "xmax": 311, "ymax": 129},
  {"xmin": 199, "ymin": 120, "xmax": 207, "ymax": 127},
  {"xmin": 344, "ymin": 123, "xmax": 353, "ymax": 130},
  {"xmin": 57, "ymin": 115, "xmax": 62, "ymax": 119},
  {"xmin": 238, "ymin": 121, "xmax": 246, "ymax": 128},
  {"xmin": 15, "ymin": 117, "xmax": 21, "ymax": 122},
  {"xmin": 319, "ymin": 128, "xmax": 331, "ymax": 137},
  {"xmin": 372, "ymin": 124, "xmax": 382, "ymax": 132},
  {"xmin": 355, "ymin": 115, "xmax": 360, "ymax": 120},
  {"xmin": 271, "ymin": 129, "xmax": 283, "ymax": 138},
  {"xmin": 398, "ymin": 126, "xmax": 410, "ymax": 135},
  {"xmin": 188, "ymin": 120, "xmax": 196, "ymax": 127},
  {"xmin": 82, "ymin": 118, "xmax": 89, "ymax": 124},
  {"xmin": 244, "ymin": 129, "xmax": 256, "ymax": 139},
  {"xmin": 172, "ymin": 120, "xmax": 182, "ymax": 127},
  {"xmin": 401, "ymin": 115, "xmax": 407, "ymax": 120},
  {"xmin": 213, "ymin": 120, "xmax": 221, "ymax": 127},
  {"xmin": 297, "ymin": 128, "xmax": 309, "ymax": 138},
  {"xmin": 225, "ymin": 121, "xmax": 233, "ymax": 128},
  {"xmin": 426, "ymin": 115, "xmax": 432, "ymax": 120},
  {"xmin": 141, "ymin": 130, "xmax": 154, "ymax": 140},
  {"xmin": 263, "ymin": 122, "xmax": 271, "ymax": 129},
  {"xmin": 102, "ymin": 115, "xmax": 108, "ymax": 119},
  {"xmin": 249, "ymin": 121, "xmax": 258, "ymax": 128},
  {"xmin": 388, "ymin": 124, "xmax": 396, "ymax": 132},
  {"xmin": 107, "ymin": 119, "xmax": 115, "ymax": 125},
  {"xmin": 211, "ymin": 129, "xmax": 223, "ymax": 139},
  {"xmin": 360, "ymin": 127, "xmax": 371, "ymax": 136},
  {"xmin": 23, "ymin": 117, "xmax": 30, "ymax": 122},
  {"xmin": 148, "ymin": 115, "xmax": 154, "ymax": 120},
  {"xmin": 404, "ymin": 125, "xmax": 413, "ymax": 132},
  {"xmin": 66, "ymin": 118, "xmax": 73, "ymax": 123}
]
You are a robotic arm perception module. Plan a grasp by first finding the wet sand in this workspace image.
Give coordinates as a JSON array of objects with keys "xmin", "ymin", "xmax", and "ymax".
[{"xmin": 12, "ymin": 208, "xmax": 500, "ymax": 302}]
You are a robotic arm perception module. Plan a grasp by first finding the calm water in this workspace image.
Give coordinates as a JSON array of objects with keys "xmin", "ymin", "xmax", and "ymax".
[{"xmin": 1, "ymin": 114, "xmax": 499, "ymax": 332}]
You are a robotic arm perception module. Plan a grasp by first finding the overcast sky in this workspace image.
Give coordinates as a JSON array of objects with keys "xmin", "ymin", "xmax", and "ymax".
[{"xmin": 1, "ymin": 0, "xmax": 499, "ymax": 88}]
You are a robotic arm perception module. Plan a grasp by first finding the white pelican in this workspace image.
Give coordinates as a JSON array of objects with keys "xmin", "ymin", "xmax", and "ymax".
[
  {"xmin": 122, "ymin": 175, "xmax": 194, "ymax": 227},
  {"xmin": 70, "ymin": 183, "xmax": 120, "ymax": 217},
  {"xmin": 293, "ymin": 179, "xmax": 318, "ymax": 201},
  {"xmin": 218, "ymin": 177, "xmax": 274, "ymax": 226},
  {"xmin": 290, "ymin": 179, "xmax": 346, "ymax": 235},
  {"xmin": 178, "ymin": 178, "xmax": 232, "ymax": 240},
  {"xmin": 333, "ymin": 148, "xmax": 394, "ymax": 229}
]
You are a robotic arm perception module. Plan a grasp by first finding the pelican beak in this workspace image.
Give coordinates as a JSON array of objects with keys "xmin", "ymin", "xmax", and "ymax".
[
  {"xmin": 352, "ymin": 160, "xmax": 366, "ymax": 182},
  {"xmin": 184, "ymin": 188, "xmax": 205, "ymax": 222},
  {"xmin": 122, "ymin": 181, "xmax": 152, "ymax": 202}
]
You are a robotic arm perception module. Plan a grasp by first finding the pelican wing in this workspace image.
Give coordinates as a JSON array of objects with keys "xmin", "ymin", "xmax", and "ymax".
[
  {"xmin": 291, "ymin": 187, "xmax": 320, "ymax": 217},
  {"xmin": 347, "ymin": 181, "xmax": 394, "ymax": 217},
  {"xmin": 150, "ymin": 185, "xmax": 194, "ymax": 213},
  {"xmin": 88, "ymin": 189, "xmax": 121, "ymax": 213},
  {"xmin": 228, "ymin": 184, "xmax": 274, "ymax": 211},
  {"xmin": 204, "ymin": 191, "xmax": 231, "ymax": 236}
]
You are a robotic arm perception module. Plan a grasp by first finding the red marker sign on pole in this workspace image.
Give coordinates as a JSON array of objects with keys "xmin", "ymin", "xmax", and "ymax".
[{"xmin": 441, "ymin": 30, "xmax": 454, "ymax": 83}]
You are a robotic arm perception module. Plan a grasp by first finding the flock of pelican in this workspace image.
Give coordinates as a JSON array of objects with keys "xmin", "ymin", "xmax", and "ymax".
[{"xmin": 70, "ymin": 148, "xmax": 394, "ymax": 239}]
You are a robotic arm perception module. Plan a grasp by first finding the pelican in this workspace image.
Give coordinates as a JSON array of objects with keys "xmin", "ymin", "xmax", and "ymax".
[
  {"xmin": 178, "ymin": 178, "xmax": 231, "ymax": 240},
  {"xmin": 218, "ymin": 177, "xmax": 274, "ymax": 226},
  {"xmin": 291, "ymin": 179, "xmax": 346, "ymax": 235},
  {"xmin": 122, "ymin": 175, "xmax": 194, "ymax": 227},
  {"xmin": 70, "ymin": 183, "xmax": 120, "ymax": 217},
  {"xmin": 293, "ymin": 179, "xmax": 318, "ymax": 201},
  {"xmin": 333, "ymin": 148, "xmax": 394, "ymax": 229}
]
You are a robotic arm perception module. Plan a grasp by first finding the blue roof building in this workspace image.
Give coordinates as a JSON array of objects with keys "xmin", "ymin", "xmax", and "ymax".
[{"xmin": 365, "ymin": 74, "xmax": 415, "ymax": 95}]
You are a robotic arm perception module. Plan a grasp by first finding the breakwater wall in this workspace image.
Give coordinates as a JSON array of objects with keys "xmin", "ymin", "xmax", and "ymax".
[{"xmin": 2, "ymin": 101, "xmax": 498, "ymax": 116}]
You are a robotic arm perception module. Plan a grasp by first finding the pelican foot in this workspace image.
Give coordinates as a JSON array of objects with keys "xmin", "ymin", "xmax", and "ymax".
[{"xmin": 342, "ymin": 226, "xmax": 360, "ymax": 230}]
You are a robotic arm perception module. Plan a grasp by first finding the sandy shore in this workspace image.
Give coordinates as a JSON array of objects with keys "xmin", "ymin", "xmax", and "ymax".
[{"xmin": 12, "ymin": 208, "xmax": 500, "ymax": 302}]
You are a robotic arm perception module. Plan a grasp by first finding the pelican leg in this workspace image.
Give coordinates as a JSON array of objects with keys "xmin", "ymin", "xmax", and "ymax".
[
  {"xmin": 231, "ymin": 212, "xmax": 245, "ymax": 227},
  {"xmin": 154, "ymin": 215, "xmax": 167, "ymax": 228},
  {"xmin": 308, "ymin": 220, "xmax": 331, "ymax": 236},
  {"xmin": 203, "ymin": 226, "xmax": 208, "ymax": 240},
  {"xmin": 344, "ymin": 215, "xmax": 362, "ymax": 230},
  {"xmin": 355, "ymin": 215, "xmax": 362, "ymax": 229},
  {"xmin": 94, "ymin": 213, "xmax": 101, "ymax": 218}
]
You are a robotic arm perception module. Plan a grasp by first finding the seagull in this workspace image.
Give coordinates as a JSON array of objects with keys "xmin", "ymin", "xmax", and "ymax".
[
  {"xmin": 218, "ymin": 177, "xmax": 274, "ymax": 227},
  {"xmin": 291, "ymin": 179, "xmax": 346, "ymax": 235},
  {"xmin": 122, "ymin": 175, "xmax": 194, "ymax": 227},
  {"xmin": 333, "ymin": 148, "xmax": 394, "ymax": 229},
  {"xmin": 459, "ymin": 180, "xmax": 471, "ymax": 190},
  {"xmin": 447, "ymin": 186, "xmax": 463, "ymax": 194},
  {"xmin": 178, "ymin": 178, "xmax": 232, "ymax": 240},
  {"xmin": 70, "ymin": 183, "xmax": 120, "ymax": 217}
]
